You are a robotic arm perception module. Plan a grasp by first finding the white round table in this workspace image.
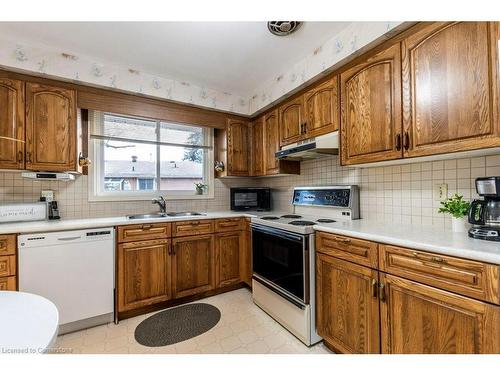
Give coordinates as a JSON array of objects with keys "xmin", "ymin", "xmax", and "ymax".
[{"xmin": 0, "ymin": 291, "xmax": 59, "ymax": 354}]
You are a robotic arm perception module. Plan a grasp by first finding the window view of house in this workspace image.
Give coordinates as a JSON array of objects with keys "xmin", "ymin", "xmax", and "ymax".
[{"xmin": 90, "ymin": 112, "xmax": 212, "ymax": 198}]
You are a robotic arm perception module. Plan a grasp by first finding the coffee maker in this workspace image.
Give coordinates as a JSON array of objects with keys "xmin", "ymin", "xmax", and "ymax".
[{"xmin": 468, "ymin": 177, "xmax": 500, "ymax": 241}]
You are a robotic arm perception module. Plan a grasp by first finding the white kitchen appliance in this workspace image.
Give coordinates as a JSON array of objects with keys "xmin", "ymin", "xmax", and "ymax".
[
  {"xmin": 21, "ymin": 172, "xmax": 75, "ymax": 181},
  {"xmin": 18, "ymin": 228, "xmax": 115, "ymax": 334},
  {"xmin": 251, "ymin": 186, "xmax": 359, "ymax": 346}
]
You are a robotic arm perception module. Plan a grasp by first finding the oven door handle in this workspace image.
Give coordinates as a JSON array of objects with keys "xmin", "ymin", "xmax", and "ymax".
[
  {"xmin": 251, "ymin": 224, "xmax": 305, "ymax": 242},
  {"xmin": 253, "ymin": 275, "xmax": 306, "ymax": 310}
]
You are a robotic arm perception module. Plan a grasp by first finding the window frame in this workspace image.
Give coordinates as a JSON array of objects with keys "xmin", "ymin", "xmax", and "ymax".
[{"xmin": 88, "ymin": 112, "xmax": 214, "ymax": 202}]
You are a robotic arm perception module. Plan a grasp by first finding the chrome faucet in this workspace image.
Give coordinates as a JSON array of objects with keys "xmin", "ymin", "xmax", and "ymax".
[{"xmin": 152, "ymin": 196, "xmax": 167, "ymax": 213}]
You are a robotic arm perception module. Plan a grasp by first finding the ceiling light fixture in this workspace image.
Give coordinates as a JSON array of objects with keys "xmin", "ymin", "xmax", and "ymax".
[{"xmin": 267, "ymin": 21, "xmax": 302, "ymax": 36}]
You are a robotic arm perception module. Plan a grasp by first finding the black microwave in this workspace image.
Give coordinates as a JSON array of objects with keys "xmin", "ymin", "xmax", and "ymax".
[{"xmin": 230, "ymin": 188, "xmax": 271, "ymax": 211}]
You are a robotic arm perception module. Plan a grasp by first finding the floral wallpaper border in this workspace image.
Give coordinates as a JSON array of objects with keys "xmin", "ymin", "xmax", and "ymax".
[{"xmin": 0, "ymin": 22, "xmax": 402, "ymax": 116}]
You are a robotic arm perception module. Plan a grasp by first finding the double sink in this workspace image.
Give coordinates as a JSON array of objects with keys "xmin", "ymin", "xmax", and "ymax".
[{"xmin": 127, "ymin": 212, "xmax": 205, "ymax": 220}]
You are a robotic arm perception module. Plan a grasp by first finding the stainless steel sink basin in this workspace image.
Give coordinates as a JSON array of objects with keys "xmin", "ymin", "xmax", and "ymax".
[
  {"xmin": 166, "ymin": 211, "xmax": 205, "ymax": 217},
  {"xmin": 127, "ymin": 213, "xmax": 167, "ymax": 220},
  {"xmin": 127, "ymin": 212, "xmax": 205, "ymax": 219}
]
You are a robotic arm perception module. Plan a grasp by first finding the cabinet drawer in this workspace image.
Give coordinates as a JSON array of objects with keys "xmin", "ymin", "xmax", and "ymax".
[
  {"xmin": 172, "ymin": 220, "xmax": 214, "ymax": 237},
  {"xmin": 0, "ymin": 234, "xmax": 16, "ymax": 256},
  {"xmin": 117, "ymin": 223, "xmax": 171, "ymax": 243},
  {"xmin": 0, "ymin": 255, "xmax": 16, "ymax": 277},
  {"xmin": 0, "ymin": 276, "xmax": 16, "ymax": 291},
  {"xmin": 215, "ymin": 218, "xmax": 245, "ymax": 232},
  {"xmin": 379, "ymin": 245, "xmax": 500, "ymax": 304},
  {"xmin": 316, "ymin": 231, "xmax": 378, "ymax": 268}
]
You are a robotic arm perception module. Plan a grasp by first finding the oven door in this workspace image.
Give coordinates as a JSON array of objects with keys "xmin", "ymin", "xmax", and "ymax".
[{"xmin": 252, "ymin": 224, "xmax": 309, "ymax": 307}]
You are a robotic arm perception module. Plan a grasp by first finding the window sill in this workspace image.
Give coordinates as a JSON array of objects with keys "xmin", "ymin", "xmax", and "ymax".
[{"xmin": 87, "ymin": 192, "xmax": 215, "ymax": 202}]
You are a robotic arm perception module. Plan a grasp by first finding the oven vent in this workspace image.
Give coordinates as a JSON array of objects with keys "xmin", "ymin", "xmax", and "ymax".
[{"xmin": 267, "ymin": 21, "xmax": 302, "ymax": 36}]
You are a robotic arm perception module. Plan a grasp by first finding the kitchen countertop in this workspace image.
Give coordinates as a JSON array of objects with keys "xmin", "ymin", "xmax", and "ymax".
[
  {"xmin": 1, "ymin": 211, "xmax": 499, "ymax": 265},
  {"xmin": 0, "ymin": 211, "xmax": 260, "ymax": 235},
  {"xmin": 314, "ymin": 220, "xmax": 500, "ymax": 265}
]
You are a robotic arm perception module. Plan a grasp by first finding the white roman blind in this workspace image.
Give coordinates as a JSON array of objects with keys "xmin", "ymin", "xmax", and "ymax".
[{"xmin": 89, "ymin": 111, "xmax": 212, "ymax": 149}]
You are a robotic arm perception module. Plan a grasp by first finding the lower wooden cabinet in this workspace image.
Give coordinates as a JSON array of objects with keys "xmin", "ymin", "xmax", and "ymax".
[
  {"xmin": 172, "ymin": 234, "xmax": 216, "ymax": 299},
  {"xmin": 316, "ymin": 231, "xmax": 500, "ymax": 354},
  {"xmin": 380, "ymin": 273, "xmax": 500, "ymax": 354},
  {"xmin": 316, "ymin": 253, "xmax": 380, "ymax": 354},
  {"xmin": 117, "ymin": 239, "xmax": 171, "ymax": 312},
  {"xmin": 215, "ymin": 231, "xmax": 243, "ymax": 288},
  {"xmin": 0, "ymin": 276, "xmax": 16, "ymax": 291}
]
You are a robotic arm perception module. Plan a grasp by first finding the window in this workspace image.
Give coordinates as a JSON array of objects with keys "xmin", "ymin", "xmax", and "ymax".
[{"xmin": 89, "ymin": 111, "xmax": 214, "ymax": 201}]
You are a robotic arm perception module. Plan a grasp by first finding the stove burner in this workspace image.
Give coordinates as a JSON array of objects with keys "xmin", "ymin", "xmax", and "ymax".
[
  {"xmin": 289, "ymin": 220, "xmax": 316, "ymax": 226},
  {"xmin": 261, "ymin": 216, "xmax": 280, "ymax": 220},
  {"xmin": 281, "ymin": 214, "xmax": 302, "ymax": 219},
  {"xmin": 317, "ymin": 219, "xmax": 336, "ymax": 223}
]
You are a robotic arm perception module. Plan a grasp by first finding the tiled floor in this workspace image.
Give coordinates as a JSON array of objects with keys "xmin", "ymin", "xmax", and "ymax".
[{"xmin": 55, "ymin": 288, "xmax": 332, "ymax": 354}]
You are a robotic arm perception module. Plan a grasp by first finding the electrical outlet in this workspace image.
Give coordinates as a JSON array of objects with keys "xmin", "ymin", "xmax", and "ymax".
[
  {"xmin": 41, "ymin": 190, "xmax": 54, "ymax": 202},
  {"xmin": 433, "ymin": 183, "xmax": 448, "ymax": 201}
]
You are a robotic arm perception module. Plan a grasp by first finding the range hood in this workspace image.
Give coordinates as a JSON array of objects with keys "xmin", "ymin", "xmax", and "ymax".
[
  {"xmin": 21, "ymin": 172, "xmax": 75, "ymax": 181},
  {"xmin": 275, "ymin": 131, "xmax": 339, "ymax": 161}
]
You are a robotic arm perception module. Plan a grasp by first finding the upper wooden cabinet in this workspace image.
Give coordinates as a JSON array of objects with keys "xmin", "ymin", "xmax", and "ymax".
[
  {"xmin": 0, "ymin": 78, "xmax": 25, "ymax": 170},
  {"xmin": 340, "ymin": 43, "xmax": 403, "ymax": 165},
  {"xmin": 264, "ymin": 110, "xmax": 281, "ymax": 175},
  {"xmin": 402, "ymin": 22, "xmax": 500, "ymax": 157},
  {"xmin": 225, "ymin": 119, "xmax": 251, "ymax": 176},
  {"xmin": 250, "ymin": 117, "xmax": 265, "ymax": 176},
  {"xmin": 279, "ymin": 77, "xmax": 339, "ymax": 147},
  {"xmin": 26, "ymin": 82, "xmax": 77, "ymax": 171},
  {"xmin": 303, "ymin": 77, "xmax": 339, "ymax": 138},
  {"xmin": 279, "ymin": 96, "xmax": 304, "ymax": 146}
]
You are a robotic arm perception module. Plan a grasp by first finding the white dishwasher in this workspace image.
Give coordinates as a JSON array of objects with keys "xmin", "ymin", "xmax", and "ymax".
[{"xmin": 18, "ymin": 228, "xmax": 115, "ymax": 334}]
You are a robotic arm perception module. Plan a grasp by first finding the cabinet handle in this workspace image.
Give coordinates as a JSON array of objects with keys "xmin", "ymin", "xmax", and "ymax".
[
  {"xmin": 17, "ymin": 151, "xmax": 23, "ymax": 163},
  {"xmin": 395, "ymin": 134, "xmax": 402, "ymax": 151},
  {"xmin": 333, "ymin": 237, "xmax": 351, "ymax": 244},
  {"xmin": 26, "ymin": 151, "xmax": 32, "ymax": 164},
  {"xmin": 431, "ymin": 256, "xmax": 445, "ymax": 263},
  {"xmin": 403, "ymin": 132, "xmax": 410, "ymax": 150},
  {"xmin": 172, "ymin": 244, "xmax": 176, "ymax": 256},
  {"xmin": 142, "ymin": 224, "xmax": 152, "ymax": 230},
  {"xmin": 371, "ymin": 279, "xmax": 378, "ymax": 298},
  {"xmin": 167, "ymin": 246, "xmax": 172, "ymax": 256},
  {"xmin": 379, "ymin": 282, "xmax": 386, "ymax": 302},
  {"xmin": 303, "ymin": 122, "xmax": 307, "ymax": 133}
]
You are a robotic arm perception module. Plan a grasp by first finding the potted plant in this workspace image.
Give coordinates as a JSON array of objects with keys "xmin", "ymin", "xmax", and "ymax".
[
  {"xmin": 438, "ymin": 193, "xmax": 471, "ymax": 232},
  {"xmin": 194, "ymin": 182, "xmax": 208, "ymax": 195}
]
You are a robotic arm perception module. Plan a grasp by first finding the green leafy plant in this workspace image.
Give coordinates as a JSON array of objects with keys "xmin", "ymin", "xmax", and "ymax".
[
  {"xmin": 438, "ymin": 194, "xmax": 471, "ymax": 218},
  {"xmin": 194, "ymin": 182, "xmax": 207, "ymax": 193}
]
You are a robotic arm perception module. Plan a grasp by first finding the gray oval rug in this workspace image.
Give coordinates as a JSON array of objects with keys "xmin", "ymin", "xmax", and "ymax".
[{"xmin": 134, "ymin": 303, "xmax": 221, "ymax": 347}]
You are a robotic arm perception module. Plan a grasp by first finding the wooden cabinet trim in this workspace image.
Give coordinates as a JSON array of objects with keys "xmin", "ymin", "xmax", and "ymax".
[
  {"xmin": 117, "ymin": 223, "xmax": 171, "ymax": 243},
  {"xmin": 379, "ymin": 244, "xmax": 500, "ymax": 304},
  {"xmin": 172, "ymin": 219, "xmax": 214, "ymax": 237},
  {"xmin": 0, "ymin": 255, "xmax": 16, "ymax": 278},
  {"xmin": 316, "ymin": 231, "xmax": 378, "ymax": 268},
  {"xmin": 0, "ymin": 234, "xmax": 16, "ymax": 256},
  {"xmin": 0, "ymin": 276, "xmax": 16, "ymax": 291}
]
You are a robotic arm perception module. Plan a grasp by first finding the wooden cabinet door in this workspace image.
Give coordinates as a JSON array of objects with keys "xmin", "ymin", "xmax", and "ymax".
[
  {"xmin": 264, "ymin": 110, "xmax": 280, "ymax": 175},
  {"xmin": 26, "ymin": 82, "xmax": 76, "ymax": 171},
  {"xmin": 215, "ymin": 231, "xmax": 243, "ymax": 288},
  {"xmin": 172, "ymin": 234, "xmax": 215, "ymax": 299},
  {"xmin": 380, "ymin": 273, "xmax": 500, "ymax": 354},
  {"xmin": 117, "ymin": 239, "xmax": 171, "ymax": 312},
  {"xmin": 340, "ymin": 43, "xmax": 403, "ymax": 165},
  {"xmin": 316, "ymin": 254, "xmax": 380, "ymax": 353},
  {"xmin": 304, "ymin": 77, "xmax": 339, "ymax": 138},
  {"xmin": 0, "ymin": 78, "xmax": 24, "ymax": 169},
  {"xmin": 279, "ymin": 97, "xmax": 303, "ymax": 146},
  {"xmin": 251, "ymin": 116, "xmax": 265, "ymax": 176},
  {"xmin": 226, "ymin": 119, "xmax": 250, "ymax": 176},
  {"xmin": 402, "ymin": 22, "xmax": 500, "ymax": 157}
]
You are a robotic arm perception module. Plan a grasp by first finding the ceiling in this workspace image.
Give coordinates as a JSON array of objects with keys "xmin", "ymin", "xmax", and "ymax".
[{"xmin": 0, "ymin": 22, "xmax": 351, "ymax": 96}]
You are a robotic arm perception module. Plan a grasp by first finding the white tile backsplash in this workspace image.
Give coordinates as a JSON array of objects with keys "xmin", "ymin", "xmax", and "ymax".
[
  {"xmin": 253, "ymin": 154, "xmax": 500, "ymax": 230},
  {"xmin": 1, "ymin": 153, "xmax": 499, "ymax": 226}
]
